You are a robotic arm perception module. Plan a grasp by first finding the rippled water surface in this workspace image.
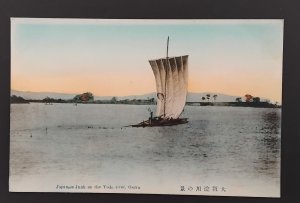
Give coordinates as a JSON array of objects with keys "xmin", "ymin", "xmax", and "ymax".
[{"xmin": 10, "ymin": 103, "xmax": 281, "ymax": 197}]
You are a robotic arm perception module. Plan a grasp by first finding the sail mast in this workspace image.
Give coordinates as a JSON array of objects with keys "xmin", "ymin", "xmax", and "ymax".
[
  {"xmin": 167, "ymin": 36, "xmax": 169, "ymax": 59},
  {"xmin": 164, "ymin": 36, "xmax": 169, "ymax": 117}
]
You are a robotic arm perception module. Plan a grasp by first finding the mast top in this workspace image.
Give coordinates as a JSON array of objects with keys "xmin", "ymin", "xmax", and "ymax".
[{"xmin": 166, "ymin": 36, "xmax": 169, "ymax": 59}]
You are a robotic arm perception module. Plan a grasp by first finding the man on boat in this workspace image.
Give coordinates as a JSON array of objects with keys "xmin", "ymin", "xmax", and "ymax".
[{"xmin": 149, "ymin": 110, "xmax": 153, "ymax": 125}]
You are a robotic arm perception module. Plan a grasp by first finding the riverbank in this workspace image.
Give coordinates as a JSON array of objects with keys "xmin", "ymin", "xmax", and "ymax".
[
  {"xmin": 187, "ymin": 101, "xmax": 280, "ymax": 108},
  {"xmin": 11, "ymin": 100, "xmax": 280, "ymax": 108}
]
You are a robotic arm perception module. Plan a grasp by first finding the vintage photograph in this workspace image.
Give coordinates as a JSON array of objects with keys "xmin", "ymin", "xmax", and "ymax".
[{"xmin": 10, "ymin": 18, "xmax": 283, "ymax": 197}]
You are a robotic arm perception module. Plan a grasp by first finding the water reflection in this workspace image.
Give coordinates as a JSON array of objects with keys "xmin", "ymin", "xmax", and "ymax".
[
  {"xmin": 255, "ymin": 110, "xmax": 281, "ymax": 178},
  {"xmin": 261, "ymin": 111, "xmax": 281, "ymax": 134}
]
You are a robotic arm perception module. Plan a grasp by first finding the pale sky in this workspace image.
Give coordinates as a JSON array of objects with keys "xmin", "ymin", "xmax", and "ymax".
[{"xmin": 11, "ymin": 19, "xmax": 283, "ymax": 102}]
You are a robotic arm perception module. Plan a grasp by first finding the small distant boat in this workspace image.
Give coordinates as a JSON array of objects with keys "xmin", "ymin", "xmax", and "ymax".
[{"xmin": 132, "ymin": 37, "xmax": 189, "ymax": 127}]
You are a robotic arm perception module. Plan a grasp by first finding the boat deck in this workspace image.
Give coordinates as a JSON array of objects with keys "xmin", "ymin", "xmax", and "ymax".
[{"xmin": 131, "ymin": 117, "xmax": 188, "ymax": 127}]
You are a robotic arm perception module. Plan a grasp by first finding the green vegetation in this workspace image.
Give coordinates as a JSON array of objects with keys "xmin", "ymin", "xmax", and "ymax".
[
  {"xmin": 110, "ymin": 97, "xmax": 117, "ymax": 104},
  {"xmin": 186, "ymin": 101, "xmax": 279, "ymax": 108},
  {"xmin": 235, "ymin": 97, "xmax": 242, "ymax": 102},
  {"xmin": 189, "ymin": 93, "xmax": 280, "ymax": 108},
  {"xmin": 206, "ymin": 94, "xmax": 211, "ymax": 102},
  {"xmin": 94, "ymin": 97, "xmax": 155, "ymax": 105},
  {"xmin": 10, "ymin": 95, "xmax": 29, "ymax": 104},
  {"xmin": 213, "ymin": 94, "xmax": 218, "ymax": 101},
  {"xmin": 245, "ymin": 94, "xmax": 253, "ymax": 102},
  {"xmin": 10, "ymin": 92, "xmax": 281, "ymax": 108},
  {"xmin": 73, "ymin": 92, "xmax": 94, "ymax": 103}
]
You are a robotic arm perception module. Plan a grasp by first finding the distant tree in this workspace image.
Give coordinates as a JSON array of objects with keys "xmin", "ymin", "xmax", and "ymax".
[
  {"xmin": 10, "ymin": 95, "xmax": 28, "ymax": 103},
  {"xmin": 73, "ymin": 95, "xmax": 80, "ymax": 102},
  {"xmin": 73, "ymin": 92, "xmax": 94, "ymax": 102},
  {"xmin": 235, "ymin": 97, "xmax": 242, "ymax": 102},
  {"xmin": 43, "ymin": 96, "xmax": 54, "ymax": 104},
  {"xmin": 57, "ymin": 98, "xmax": 63, "ymax": 103},
  {"xmin": 252, "ymin": 97, "xmax": 261, "ymax": 103},
  {"xmin": 111, "ymin": 97, "xmax": 117, "ymax": 104},
  {"xmin": 245, "ymin": 94, "xmax": 253, "ymax": 102},
  {"xmin": 81, "ymin": 92, "xmax": 94, "ymax": 102},
  {"xmin": 206, "ymin": 94, "xmax": 211, "ymax": 102},
  {"xmin": 202, "ymin": 97, "xmax": 206, "ymax": 101},
  {"xmin": 213, "ymin": 94, "xmax": 218, "ymax": 102}
]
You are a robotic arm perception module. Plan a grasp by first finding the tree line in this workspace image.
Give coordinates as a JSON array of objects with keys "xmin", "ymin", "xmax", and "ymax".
[
  {"xmin": 10, "ymin": 92, "xmax": 156, "ymax": 105},
  {"xmin": 11, "ymin": 92, "xmax": 280, "ymax": 107}
]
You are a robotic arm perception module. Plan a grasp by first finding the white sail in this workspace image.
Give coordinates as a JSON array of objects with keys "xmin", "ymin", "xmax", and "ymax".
[
  {"xmin": 149, "ymin": 60, "xmax": 164, "ymax": 116},
  {"xmin": 149, "ymin": 55, "xmax": 188, "ymax": 119}
]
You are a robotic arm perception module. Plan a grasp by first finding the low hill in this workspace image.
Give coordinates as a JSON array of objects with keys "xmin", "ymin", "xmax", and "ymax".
[{"xmin": 11, "ymin": 90, "xmax": 263, "ymax": 103}]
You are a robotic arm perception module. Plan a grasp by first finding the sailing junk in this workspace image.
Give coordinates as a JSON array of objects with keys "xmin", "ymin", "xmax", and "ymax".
[{"xmin": 132, "ymin": 38, "xmax": 188, "ymax": 127}]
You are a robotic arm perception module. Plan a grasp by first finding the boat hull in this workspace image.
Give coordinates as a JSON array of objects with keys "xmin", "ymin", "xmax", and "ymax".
[{"xmin": 131, "ymin": 117, "xmax": 188, "ymax": 127}]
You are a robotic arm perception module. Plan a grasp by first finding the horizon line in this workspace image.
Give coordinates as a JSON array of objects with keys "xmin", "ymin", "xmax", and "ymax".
[{"xmin": 10, "ymin": 89, "xmax": 272, "ymax": 99}]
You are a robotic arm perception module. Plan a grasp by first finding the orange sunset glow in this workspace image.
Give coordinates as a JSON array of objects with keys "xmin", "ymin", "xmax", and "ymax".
[{"xmin": 11, "ymin": 19, "xmax": 283, "ymax": 102}]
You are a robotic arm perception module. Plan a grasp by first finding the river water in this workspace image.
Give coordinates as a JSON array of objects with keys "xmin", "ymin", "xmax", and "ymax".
[{"xmin": 10, "ymin": 103, "xmax": 281, "ymax": 197}]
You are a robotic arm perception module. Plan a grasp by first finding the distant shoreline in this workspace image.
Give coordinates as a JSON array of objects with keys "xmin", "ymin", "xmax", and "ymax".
[
  {"xmin": 186, "ymin": 101, "xmax": 280, "ymax": 108},
  {"xmin": 10, "ymin": 93, "xmax": 281, "ymax": 108},
  {"xmin": 11, "ymin": 100, "xmax": 281, "ymax": 108}
]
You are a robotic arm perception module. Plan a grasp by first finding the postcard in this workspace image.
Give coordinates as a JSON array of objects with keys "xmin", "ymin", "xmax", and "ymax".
[{"xmin": 10, "ymin": 18, "xmax": 283, "ymax": 197}]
